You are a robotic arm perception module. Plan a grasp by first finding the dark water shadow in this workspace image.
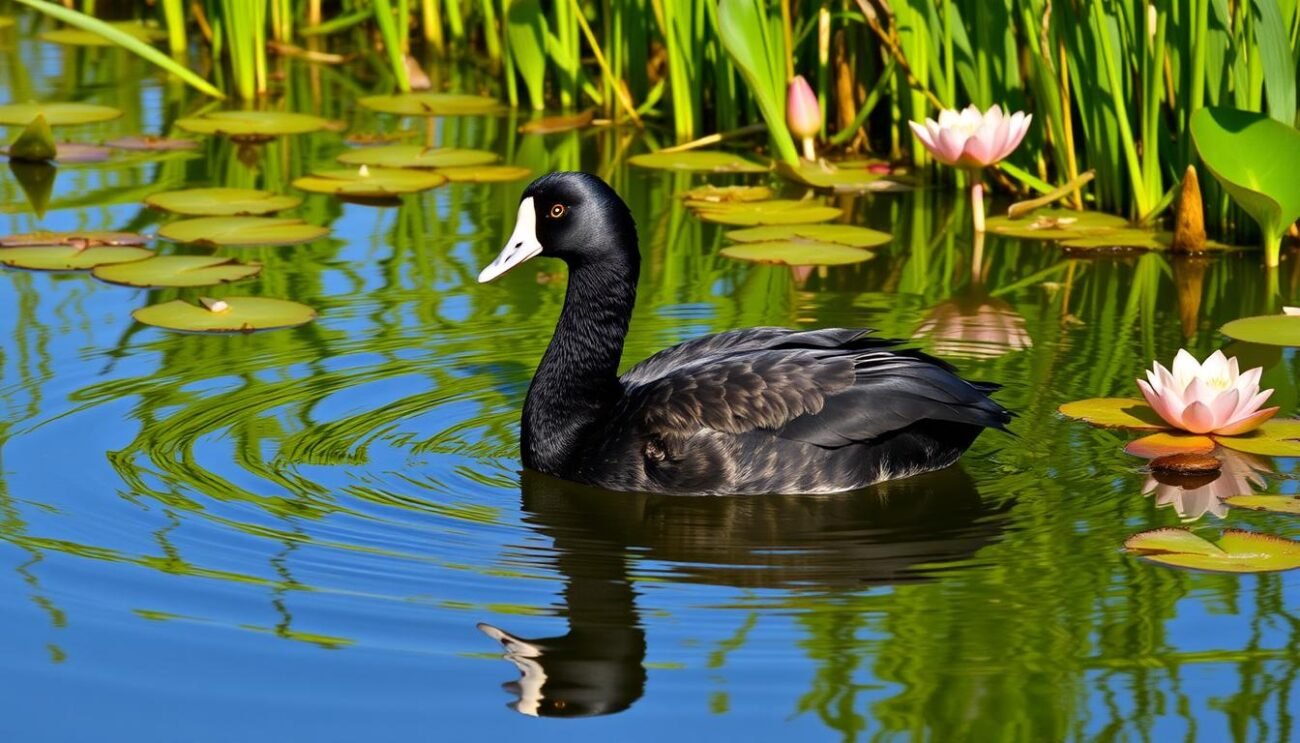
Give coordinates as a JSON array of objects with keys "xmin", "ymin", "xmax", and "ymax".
[{"xmin": 478, "ymin": 466, "xmax": 1012, "ymax": 718}]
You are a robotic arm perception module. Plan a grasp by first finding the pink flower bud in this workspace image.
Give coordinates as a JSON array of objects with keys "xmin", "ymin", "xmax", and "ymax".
[{"xmin": 786, "ymin": 76, "xmax": 821, "ymax": 140}]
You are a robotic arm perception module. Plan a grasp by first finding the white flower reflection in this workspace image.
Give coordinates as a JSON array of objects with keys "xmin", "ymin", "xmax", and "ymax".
[{"xmin": 1142, "ymin": 448, "xmax": 1272, "ymax": 521}]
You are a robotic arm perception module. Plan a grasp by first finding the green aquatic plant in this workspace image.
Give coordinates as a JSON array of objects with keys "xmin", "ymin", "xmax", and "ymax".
[
  {"xmin": 5, "ymin": 115, "xmax": 56, "ymax": 162},
  {"xmin": 336, "ymin": 146, "xmax": 499, "ymax": 169},
  {"xmin": 628, "ymin": 150, "xmax": 768, "ymax": 173},
  {"xmin": 1125, "ymin": 528, "xmax": 1300, "ymax": 573},
  {"xmin": 132, "ymin": 297, "xmax": 318, "ymax": 333},
  {"xmin": 689, "ymin": 199, "xmax": 843, "ymax": 226},
  {"xmin": 719, "ymin": 241, "xmax": 874, "ymax": 267},
  {"xmin": 0, "ymin": 102, "xmax": 121, "ymax": 126},
  {"xmin": 292, "ymin": 168, "xmax": 447, "ymax": 197},
  {"xmin": 1191, "ymin": 107, "xmax": 1300, "ymax": 268},
  {"xmin": 158, "ymin": 216, "xmax": 329, "ymax": 246},
  {"xmin": 0, "ymin": 244, "xmax": 153, "ymax": 271},
  {"xmin": 715, "ymin": 0, "xmax": 799, "ymax": 166},
  {"xmin": 1224, "ymin": 495, "xmax": 1300, "ymax": 515},
  {"xmin": 175, "ymin": 111, "xmax": 332, "ymax": 140},
  {"xmin": 1220, "ymin": 314, "xmax": 1300, "ymax": 347},
  {"xmin": 145, "ymin": 188, "xmax": 303, "ymax": 217},
  {"xmin": 92, "ymin": 256, "xmax": 262, "ymax": 288}
]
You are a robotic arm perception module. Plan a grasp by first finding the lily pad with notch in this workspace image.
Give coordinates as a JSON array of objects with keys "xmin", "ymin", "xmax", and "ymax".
[
  {"xmin": 776, "ymin": 160, "xmax": 909, "ymax": 192},
  {"xmin": 359, "ymin": 93, "xmax": 507, "ymax": 117},
  {"xmin": 293, "ymin": 168, "xmax": 446, "ymax": 197},
  {"xmin": 0, "ymin": 230, "xmax": 149, "ymax": 247},
  {"xmin": 720, "ymin": 240, "xmax": 874, "ymax": 266},
  {"xmin": 0, "ymin": 244, "xmax": 152, "ymax": 271},
  {"xmin": 1125, "ymin": 528, "xmax": 1300, "ymax": 573},
  {"xmin": 159, "ymin": 216, "xmax": 328, "ymax": 247},
  {"xmin": 1215, "ymin": 419, "xmax": 1300, "ymax": 457},
  {"xmin": 629, "ymin": 150, "xmax": 769, "ymax": 173},
  {"xmin": 133, "ymin": 297, "xmax": 317, "ymax": 333},
  {"xmin": 691, "ymin": 200, "xmax": 842, "ymax": 226},
  {"xmin": 175, "ymin": 111, "xmax": 331, "ymax": 141},
  {"xmin": 146, "ymin": 188, "xmax": 302, "ymax": 216},
  {"xmin": 726, "ymin": 224, "xmax": 891, "ymax": 249},
  {"xmin": 680, "ymin": 185, "xmax": 773, "ymax": 205},
  {"xmin": 1223, "ymin": 495, "xmax": 1300, "ymax": 515},
  {"xmin": 336, "ymin": 145, "xmax": 498, "ymax": 169},
  {"xmin": 1057, "ymin": 398, "xmax": 1167, "ymax": 429},
  {"xmin": 987, "ymin": 209, "xmax": 1129, "ymax": 241},
  {"xmin": 1221, "ymin": 315, "xmax": 1300, "ymax": 347},
  {"xmin": 93, "ymin": 255, "xmax": 262, "ymax": 288},
  {"xmin": 0, "ymin": 102, "xmax": 122, "ymax": 127}
]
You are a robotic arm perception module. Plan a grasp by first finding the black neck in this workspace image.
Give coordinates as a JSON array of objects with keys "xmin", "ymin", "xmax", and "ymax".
[{"xmin": 522, "ymin": 255, "xmax": 639, "ymax": 474}]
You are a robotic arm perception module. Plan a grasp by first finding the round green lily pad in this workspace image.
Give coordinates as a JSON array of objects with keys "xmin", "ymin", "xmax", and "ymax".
[
  {"xmin": 720, "ymin": 240, "xmax": 873, "ymax": 266},
  {"xmin": 437, "ymin": 165, "xmax": 532, "ymax": 183},
  {"xmin": 40, "ymin": 22, "xmax": 165, "ymax": 46},
  {"xmin": 336, "ymin": 145, "xmax": 498, "ymax": 169},
  {"xmin": 146, "ymin": 188, "xmax": 302, "ymax": 216},
  {"xmin": 1060, "ymin": 230, "xmax": 1233, "ymax": 252},
  {"xmin": 1123, "ymin": 433, "xmax": 1217, "ymax": 458},
  {"xmin": 133, "ymin": 297, "xmax": 317, "ymax": 333},
  {"xmin": 105, "ymin": 135, "xmax": 199, "ymax": 151},
  {"xmin": 0, "ymin": 230, "xmax": 148, "ymax": 247},
  {"xmin": 987, "ymin": 209, "xmax": 1130, "ymax": 240},
  {"xmin": 776, "ymin": 160, "xmax": 907, "ymax": 192},
  {"xmin": 93, "ymin": 255, "xmax": 261, "ymax": 287},
  {"xmin": 0, "ymin": 102, "xmax": 123, "ymax": 127},
  {"xmin": 175, "ymin": 111, "xmax": 331, "ymax": 139},
  {"xmin": 1221, "ymin": 315, "xmax": 1300, "ymax": 347},
  {"xmin": 359, "ymin": 93, "xmax": 507, "ymax": 117},
  {"xmin": 1223, "ymin": 495, "xmax": 1300, "ymax": 515},
  {"xmin": 292, "ymin": 168, "xmax": 446, "ymax": 196},
  {"xmin": 159, "ymin": 216, "xmax": 328, "ymax": 246},
  {"xmin": 1215, "ymin": 419, "xmax": 1300, "ymax": 457},
  {"xmin": 725, "ymin": 224, "xmax": 891, "ymax": 249},
  {"xmin": 691, "ymin": 200, "xmax": 842, "ymax": 226},
  {"xmin": 0, "ymin": 245, "xmax": 152, "ymax": 271},
  {"xmin": 680, "ymin": 185, "xmax": 774, "ymax": 204},
  {"xmin": 1057, "ymin": 397, "xmax": 1168, "ymax": 430},
  {"xmin": 629, "ymin": 150, "xmax": 768, "ymax": 173},
  {"xmin": 1125, "ymin": 528, "xmax": 1300, "ymax": 573}
]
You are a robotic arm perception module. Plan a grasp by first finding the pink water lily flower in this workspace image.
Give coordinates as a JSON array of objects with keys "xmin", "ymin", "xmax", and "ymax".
[{"xmin": 1136, "ymin": 349, "xmax": 1279, "ymax": 435}]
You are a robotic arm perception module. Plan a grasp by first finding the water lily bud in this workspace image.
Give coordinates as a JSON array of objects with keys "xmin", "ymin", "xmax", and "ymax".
[
  {"xmin": 358, "ymin": 164, "xmax": 371, "ymax": 177},
  {"xmin": 786, "ymin": 76, "xmax": 822, "ymax": 141},
  {"xmin": 200, "ymin": 297, "xmax": 230, "ymax": 313}
]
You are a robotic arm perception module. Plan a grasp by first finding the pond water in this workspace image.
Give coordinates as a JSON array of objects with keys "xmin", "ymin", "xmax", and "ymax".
[{"xmin": 2, "ymin": 47, "xmax": 1300, "ymax": 743}]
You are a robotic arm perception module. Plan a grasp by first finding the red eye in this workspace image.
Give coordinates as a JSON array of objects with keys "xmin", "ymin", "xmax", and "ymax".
[{"xmin": 548, "ymin": 204, "xmax": 567, "ymax": 218}]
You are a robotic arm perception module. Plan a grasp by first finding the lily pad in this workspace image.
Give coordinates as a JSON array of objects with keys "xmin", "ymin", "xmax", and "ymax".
[
  {"xmin": 133, "ymin": 297, "xmax": 317, "ymax": 333},
  {"xmin": 986, "ymin": 209, "xmax": 1129, "ymax": 240},
  {"xmin": 105, "ymin": 135, "xmax": 200, "ymax": 151},
  {"xmin": 1124, "ymin": 433, "xmax": 1217, "ymax": 459},
  {"xmin": 1215, "ymin": 419, "xmax": 1300, "ymax": 457},
  {"xmin": 1223, "ymin": 495, "xmax": 1300, "ymax": 515},
  {"xmin": 680, "ymin": 185, "xmax": 774, "ymax": 204},
  {"xmin": 358, "ymin": 93, "xmax": 507, "ymax": 117},
  {"xmin": 0, "ymin": 231, "xmax": 148, "ymax": 247},
  {"xmin": 776, "ymin": 160, "xmax": 908, "ymax": 192},
  {"xmin": 40, "ymin": 22, "xmax": 165, "ymax": 46},
  {"xmin": 1221, "ymin": 315, "xmax": 1300, "ymax": 347},
  {"xmin": 1057, "ymin": 398, "xmax": 1168, "ymax": 430},
  {"xmin": 1060, "ymin": 230, "xmax": 1233, "ymax": 252},
  {"xmin": 1191, "ymin": 107, "xmax": 1300, "ymax": 264},
  {"xmin": 691, "ymin": 200, "xmax": 843, "ymax": 226},
  {"xmin": 175, "ymin": 111, "xmax": 331, "ymax": 140},
  {"xmin": 292, "ymin": 168, "xmax": 446, "ymax": 197},
  {"xmin": 0, "ymin": 245, "xmax": 152, "ymax": 271},
  {"xmin": 159, "ymin": 217, "xmax": 328, "ymax": 247},
  {"xmin": 0, "ymin": 102, "xmax": 122, "ymax": 127},
  {"xmin": 93, "ymin": 255, "xmax": 261, "ymax": 287},
  {"xmin": 720, "ymin": 241, "xmax": 873, "ymax": 266},
  {"xmin": 629, "ymin": 150, "xmax": 769, "ymax": 173},
  {"xmin": 1125, "ymin": 528, "xmax": 1300, "ymax": 573},
  {"xmin": 518, "ymin": 110, "xmax": 595, "ymax": 134},
  {"xmin": 725, "ymin": 224, "xmax": 891, "ymax": 249},
  {"xmin": 146, "ymin": 188, "xmax": 302, "ymax": 216},
  {"xmin": 437, "ymin": 165, "xmax": 532, "ymax": 183},
  {"xmin": 336, "ymin": 145, "xmax": 498, "ymax": 169}
]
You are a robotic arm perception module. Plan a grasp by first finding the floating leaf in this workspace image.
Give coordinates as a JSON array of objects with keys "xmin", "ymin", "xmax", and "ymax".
[
  {"xmin": 986, "ymin": 208, "xmax": 1129, "ymax": 240},
  {"xmin": 692, "ymin": 200, "xmax": 842, "ymax": 226},
  {"xmin": 437, "ymin": 165, "xmax": 532, "ymax": 183},
  {"xmin": 1125, "ymin": 528, "xmax": 1300, "ymax": 573},
  {"xmin": 40, "ymin": 21, "xmax": 165, "ymax": 46},
  {"xmin": 146, "ymin": 188, "xmax": 302, "ymax": 216},
  {"xmin": 358, "ymin": 93, "xmax": 507, "ymax": 116},
  {"xmin": 629, "ymin": 150, "xmax": 769, "ymax": 173},
  {"xmin": 1125, "ymin": 433, "xmax": 1217, "ymax": 459},
  {"xmin": 1223, "ymin": 495, "xmax": 1300, "ymax": 515},
  {"xmin": 133, "ymin": 297, "xmax": 317, "ymax": 333},
  {"xmin": 105, "ymin": 135, "xmax": 199, "ymax": 151},
  {"xmin": 518, "ymin": 109, "xmax": 595, "ymax": 134},
  {"xmin": 1191, "ymin": 107, "xmax": 1300, "ymax": 265},
  {"xmin": 336, "ymin": 145, "xmax": 498, "ymax": 169},
  {"xmin": 679, "ymin": 185, "xmax": 774, "ymax": 204},
  {"xmin": 6, "ymin": 114, "xmax": 56, "ymax": 161},
  {"xmin": 159, "ymin": 216, "xmax": 328, "ymax": 246},
  {"xmin": 1215, "ymin": 419, "xmax": 1300, "ymax": 457},
  {"xmin": 0, "ymin": 244, "xmax": 152, "ymax": 271},
  {"xmin": 292, "ymin": 168, "xmax": 446, "ymax": 197},
  {"xmin": 0, "ymin": 102, "xmax": 122, "ymax": 126},
  {"xmin": 1060, "ymin": 230, "xmax": 1233, "ymax": 252},
  {"xmin": 725, "ymin": 224, "xmax": 891, "ymax": 249},
  {"xmin": 92, "ymin": 255, "xmax": 261, "ymax": 287},
  {"xmin": 1057, "ymin": 398, "xmax": 1168, "ymax": 430},
  {"xmin": 776, "ymin": 160, "xmax": 908, "ymax": 192},
  {"xmin": 0, "ymin": 230, "xmax": 148, "ymax": 247},
  {"xmin": 1220, "ymin": 315, "xmax": 1300, "ymax": 347},
  {"xmin": 720, "ymin": 240, "xmax": 873, "ymax": 266},
  {"xmin": 175, "ymin": 111, "xmax": 331, "ymax": 139}
]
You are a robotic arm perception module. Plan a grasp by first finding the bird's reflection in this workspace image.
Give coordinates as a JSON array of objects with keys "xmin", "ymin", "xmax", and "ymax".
[{"xmin": 479, "ymin": 466, "xmax": 1009, "ymax": 717}]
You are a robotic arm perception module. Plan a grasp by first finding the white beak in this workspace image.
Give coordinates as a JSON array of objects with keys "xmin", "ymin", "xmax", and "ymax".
[{"xmin": 479, "ymin": 197, "xmax": 543, "ymax": 283}]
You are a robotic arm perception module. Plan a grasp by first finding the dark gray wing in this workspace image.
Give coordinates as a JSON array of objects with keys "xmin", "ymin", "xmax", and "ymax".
[{"xmin": 619, "ymin": 327, "xmax": 875, "ymax": 386}]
